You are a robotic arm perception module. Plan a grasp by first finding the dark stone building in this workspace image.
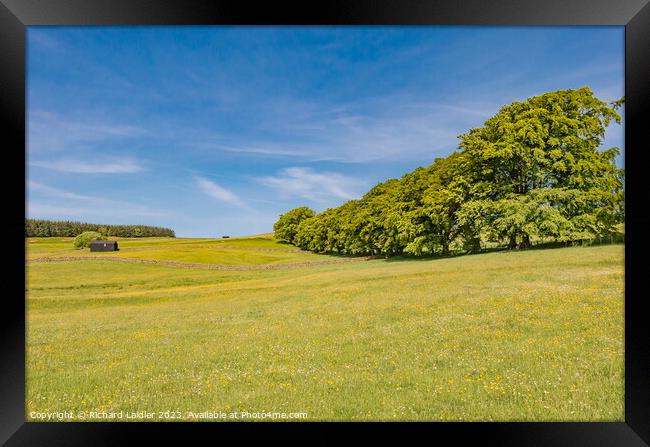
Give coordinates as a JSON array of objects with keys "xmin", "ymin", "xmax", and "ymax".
[{"xmin": 89, "ymin": 240, "xmax": 119, "ymax": 252}]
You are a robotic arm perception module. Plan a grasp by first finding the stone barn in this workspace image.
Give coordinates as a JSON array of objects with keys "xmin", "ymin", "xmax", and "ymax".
[{"xmin": 89, "ymin": 240, "xmax": 119, "ymax": 252}]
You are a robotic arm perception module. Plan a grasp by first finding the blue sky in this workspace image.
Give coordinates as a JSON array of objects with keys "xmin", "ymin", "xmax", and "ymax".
[{"xmin": 26, "ymin": 26, "xmax": 624, "ymax": 237}]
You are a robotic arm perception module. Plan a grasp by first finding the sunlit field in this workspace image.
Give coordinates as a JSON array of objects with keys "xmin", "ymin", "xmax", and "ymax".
[{"xmin": 26, "ymin": 236, "xmax": 624, "ymax": 421}]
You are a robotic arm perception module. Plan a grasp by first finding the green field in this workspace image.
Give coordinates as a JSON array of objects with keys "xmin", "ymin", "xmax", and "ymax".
[{"xmin": 26, "ymin": 236, "xmax": 624, "ymax": 421}]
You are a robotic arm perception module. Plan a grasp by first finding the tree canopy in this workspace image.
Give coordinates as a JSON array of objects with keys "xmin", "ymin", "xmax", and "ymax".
[
  {"xmin": 274, "ymin": 87, "xmax": 624, "ymax": 256},
  {"xmin": 273, "ymin": 206, "xmax": 316, "ymax": 244}
]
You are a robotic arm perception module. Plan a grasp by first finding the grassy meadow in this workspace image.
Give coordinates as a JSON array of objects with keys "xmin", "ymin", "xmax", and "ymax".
[{"xmin": 26, "ymin": 236, "xmax": 624, "ymax": 421}]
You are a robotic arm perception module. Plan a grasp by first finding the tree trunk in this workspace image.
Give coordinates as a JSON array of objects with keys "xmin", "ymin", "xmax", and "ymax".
[
  {"xmin": 441, "ymin": 240, "xmax": 450, "ymax": 256},
  {"xmin": 468, "ymin": 237, "xmax": 481, "ymax": 254},
  {"xmin": 508, "ymin": 234, "xmax": 517, "ymax": 249},
  {"xmin": 518, "ymin": 234, "xmax": 531, "ymax": 249}
]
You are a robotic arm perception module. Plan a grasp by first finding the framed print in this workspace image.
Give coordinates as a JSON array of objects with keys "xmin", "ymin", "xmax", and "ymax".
[{"xmin": 2, "ymin": 0, "xmax": 649, "ymax": 444}]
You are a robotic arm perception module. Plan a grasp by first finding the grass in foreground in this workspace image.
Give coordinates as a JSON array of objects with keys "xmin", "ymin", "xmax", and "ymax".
[{"xmin": 26, "ymin": 238, "xmax": 624, "ymax": 421}]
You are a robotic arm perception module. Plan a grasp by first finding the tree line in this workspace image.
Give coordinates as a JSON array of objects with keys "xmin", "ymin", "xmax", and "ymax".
[
  {"xmin": 273, "ymin": 87, "xmax": 624, "ymax": 257},
  {"xmin": 25, "ymin": 219, "xmax": 175, "ymax": 238}
]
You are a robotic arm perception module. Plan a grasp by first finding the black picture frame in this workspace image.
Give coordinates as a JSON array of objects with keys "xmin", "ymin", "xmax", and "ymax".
[{"xmin": 2, "ymin": 0, "xmax": 649, "ymax": 444}]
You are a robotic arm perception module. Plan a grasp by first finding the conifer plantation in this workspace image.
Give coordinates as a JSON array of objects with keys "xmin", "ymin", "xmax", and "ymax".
[{"xmin": 25, "ymin": 219, "xmax": 175, "ymax": 238}]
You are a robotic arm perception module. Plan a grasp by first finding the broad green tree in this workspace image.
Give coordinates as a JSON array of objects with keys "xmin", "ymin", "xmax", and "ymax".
[
  {"xmin": 279, "ymin": 87, "xmax": 624, "ymax": 256},
  {"xmin": 459, "ymin": 87, "xmax": 623, "ymax": 247},
  {"xmin": 273, "ymin": 206, "xmax": 316, "ymax": 244},
  {"xmin": 420, "ymin": 152, "xmax": 477, "ymax": 255}
]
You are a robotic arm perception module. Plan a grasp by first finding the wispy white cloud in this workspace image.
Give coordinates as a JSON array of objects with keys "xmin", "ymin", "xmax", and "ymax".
[
  {"xmin": 196, "ymin": 142, "xmax": 305, "ymax": 158},
  {"xmin": 195, "ymin": 177, "xmax": 250, "ymax": 210},
  {"xmin": 27, "ymin": 202, "xmax": 170, "ymax": 219},
  {"xmin": 257, "ymin": 167, "xmax": 364, "ymax": 203},
  {"xmin": 30, "ymin": 158, "xmax": 144, "ymax": 174},
  {"xmin": 27, "ymin": 180, "xmax": 93, "ymax": 200},
  {"xmin": 28, "ymin": 110, "xmax": 143, "ymax": 154},
  {"xmin": 26, "ymin": 181, "xmax": 171, "ymax": 219},
  {"xmin": 190, "ymin": 95, "xmax": 491, "ymax": 164}
]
